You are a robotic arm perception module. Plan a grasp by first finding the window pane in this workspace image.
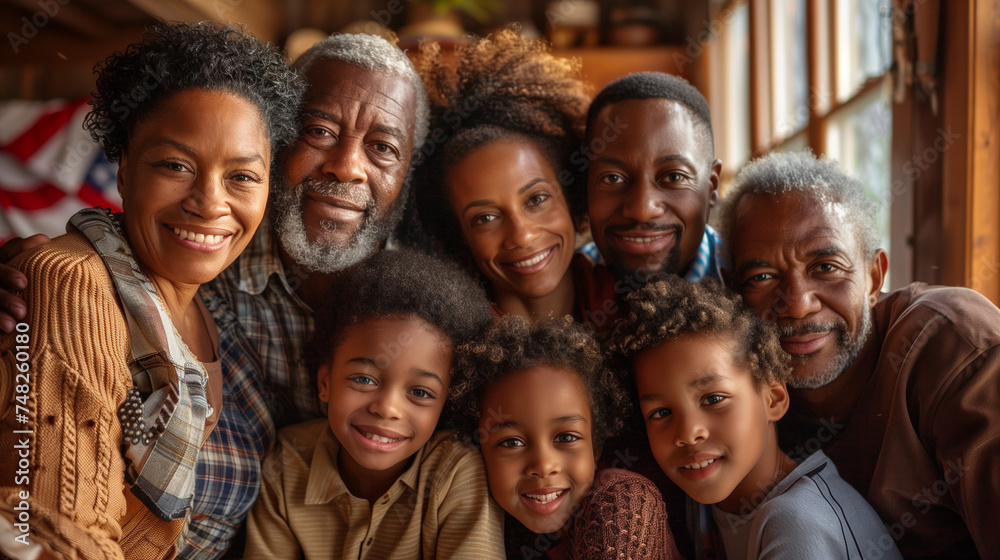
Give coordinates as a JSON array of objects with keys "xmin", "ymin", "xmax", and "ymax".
[
  {"xmin": 836, "ymin": 0, "xmax": 893, "ymax": 102},
  {"xmin": 726, "ymin": 4, "xmax": 751, "ymax": 170},
  {"xmin": 770, "ymin": 0, "xmax": 809, "ymax": 139},
  {"xmin": 775, "ymin": 131, "xmax": 809, "ymax": 154},
  {"xmin": 826, "ymin": 89, "xmax": 893, "ymax": 265}
]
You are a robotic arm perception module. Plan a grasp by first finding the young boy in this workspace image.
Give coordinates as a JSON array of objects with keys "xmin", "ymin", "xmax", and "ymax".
[
  {"xmin": 244, "ymin": 249, "xmax": 505, "ymax": 559},
  {"xmin": 607, "ymin": 276, "xmax": 903, "ymax": 560}
]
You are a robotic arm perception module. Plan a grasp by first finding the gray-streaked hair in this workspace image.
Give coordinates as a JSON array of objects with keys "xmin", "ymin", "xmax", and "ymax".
[
  {"xmin": 719, "ymin": 151, "xmax": 882, "ymax": 259},
  {"xmin": 293, "ymin": 32, "xmax": 429, "ymax": 156}
]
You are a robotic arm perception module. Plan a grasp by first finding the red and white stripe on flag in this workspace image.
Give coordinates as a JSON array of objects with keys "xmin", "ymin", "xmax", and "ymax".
[{"xmin": 0, "ymin": 97, "xmax": 121, "ymax": 244}]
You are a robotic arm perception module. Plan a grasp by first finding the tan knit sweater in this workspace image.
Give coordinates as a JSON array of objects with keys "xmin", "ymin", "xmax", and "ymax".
[{"xmin": 0, "ymin": 232, "xmax": 183, "ymax": 560}]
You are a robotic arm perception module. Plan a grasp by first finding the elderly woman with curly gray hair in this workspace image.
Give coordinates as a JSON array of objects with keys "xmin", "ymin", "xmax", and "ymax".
[{"xmin": 0, "ymin": 22, "xmax": 303, "ymax": 560}]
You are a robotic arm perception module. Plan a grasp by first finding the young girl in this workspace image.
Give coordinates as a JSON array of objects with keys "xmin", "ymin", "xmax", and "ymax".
[
  {"xmin": 405, "ymin": 29, "xmax": 620, "ymax": 331},
  {"xmin": 244, "ymin": 249, "xmax": 504, "ymax": 560},
  {"xmin": 607, "ymin": 275, "xmax": 903, "ymax": 560},
  {"xmin": 449, "ymin": 315, "xmax": 682, "ymax": 560}
]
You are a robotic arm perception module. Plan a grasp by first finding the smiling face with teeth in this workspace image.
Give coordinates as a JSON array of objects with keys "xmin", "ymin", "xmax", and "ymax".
[
  {"xmin": 446, "ymin": 139, "xmax": 577, "ymax": 317},
  {"xmin": 318, "ymin": 316, "xmax": 453, "ymax": 500},
  {"xmin": 729, "ymin": 193, "xmax": 885, "ymax": 390},
  {"xmin": 478, "ymin": 365, "xmax": 596, "ymax": 534},
  {"xmin": 633, "ymin": 334, "xmax": 795, "ymax": 513},
  {"xmin": 586, "ymin": 99, "xmax": 720, "ymax": 279},
  {"xmin": 117, "ymin": 89, "xmax": 270, "ymax": 289},
  {"xmin": 272, "ymin": 60, "xmax": 416, "ymax": 274}
]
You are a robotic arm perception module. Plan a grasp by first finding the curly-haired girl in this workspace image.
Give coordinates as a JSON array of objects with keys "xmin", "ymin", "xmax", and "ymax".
[
  {"xmin": 403, "ymin": 29, "xmax": 621, "ymax": 331},
  {"xmin": 606, "ymin": 275, "xmax": 902, "ymax": 560},
  {"xmin": 450, "ymin": 315, "xmax": 682, "ymax": 560}
]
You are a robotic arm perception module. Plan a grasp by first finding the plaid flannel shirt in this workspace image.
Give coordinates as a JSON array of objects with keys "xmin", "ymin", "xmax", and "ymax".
[
  {"xmin": 177, "ymin": 223, "xmax": 323, "ymax": 559},
  {"xmin": 202, "ymin": 221, "xmax": 324, "ymax": 426}
]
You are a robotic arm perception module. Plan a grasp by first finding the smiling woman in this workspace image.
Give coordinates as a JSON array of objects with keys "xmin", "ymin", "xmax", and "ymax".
[
  {"xmin": 0, "ymin": 21, "xmax": 303, "ymax": 560},
  {"xmin": 445, "ymin": 139, "xmax": 577, "ymax": 307},
  {"xmin": 405, "ymin": 29, "xmax": 621, "ymax": 329},
  {"xmin": 118, "ymin": 89, "xmax": 271, "ymax": 303}
]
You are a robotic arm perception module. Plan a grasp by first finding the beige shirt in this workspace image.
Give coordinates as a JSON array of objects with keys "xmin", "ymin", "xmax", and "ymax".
[{"xmin": 245, "ymin": 419, "xmax": 505, "ymax": 560}]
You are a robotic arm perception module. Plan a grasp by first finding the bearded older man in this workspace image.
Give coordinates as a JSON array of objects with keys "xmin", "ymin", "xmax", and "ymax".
[
  {"xmin": 201, "ymin": 34, "xmax": 429, "ymax": 430},
  {"xmin": 185, "ymin": 33, "xmax": 435, "ymax": 558},
  {"xmin": 721, "ymin": 151, "xmax": 1000, "ymax": 559}
]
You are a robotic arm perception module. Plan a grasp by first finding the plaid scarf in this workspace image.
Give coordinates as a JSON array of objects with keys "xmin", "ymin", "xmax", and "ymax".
[{"xmin": 69, "ymin": 207, "xmax": 209, "ymax": 521}]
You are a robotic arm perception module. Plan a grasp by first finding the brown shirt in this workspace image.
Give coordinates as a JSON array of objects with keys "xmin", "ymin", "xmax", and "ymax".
[
  {"xmin": 195, "ymin": 296, "xmax": 223, "ymax": 442},
  {"xmin": 779, "ymin": 283, "xmax": 1000, "ymax": 559}
]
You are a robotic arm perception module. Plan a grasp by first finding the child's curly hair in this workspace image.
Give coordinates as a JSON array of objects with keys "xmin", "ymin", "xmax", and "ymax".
[
  {"xmin": 400, "ymin": 27, "xmax": 591, "ymax": 258},
  {"xmin": 307, "ymin": 249, "xmax": 494, "ymax": 385},
  {"xmin": 447, "ymin": 315, "xmax": 630, "ymax": 451},
  {"xmin": 605, "ymin": 275, "xmax": 790, "ymax": 387}
]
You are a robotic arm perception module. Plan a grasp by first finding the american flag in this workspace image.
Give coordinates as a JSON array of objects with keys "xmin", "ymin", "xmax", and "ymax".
[{"xmin": 0, "ymin": 97, "xmax": 121, "ymax": 244}]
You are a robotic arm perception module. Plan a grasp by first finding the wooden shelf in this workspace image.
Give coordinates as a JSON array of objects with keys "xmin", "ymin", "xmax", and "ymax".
[
  {"xmin": 553, "ymin": 45, "xmax": 693, "ymax": 93},
  {"xmin": 406, "ymin": 43, "xmax": 698, "ymax": 99}
]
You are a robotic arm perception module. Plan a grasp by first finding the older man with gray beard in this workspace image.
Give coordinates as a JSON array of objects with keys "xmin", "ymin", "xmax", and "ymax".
[
  {"xmin": 720, "ymin": 151, "xmax": 1000, "ymax": 559},
  {"xmin": 173, "ymin": 33, "xmax": 431, "ymax": 559},
  {"xmin": 205, "ymin": 32, "xmax": 428, "ymax": 424}
]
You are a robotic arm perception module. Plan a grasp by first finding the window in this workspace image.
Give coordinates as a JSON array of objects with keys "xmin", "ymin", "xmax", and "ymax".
[
  {"xmin": 835, "ymin": 0, "xmax": 893, "ymax": 103},
  {"xmin": 826, "ymin": 86, "xmax": 893, "ymax": 255},
  {"xmin": 770, "ymin": 0, "xmax": 809, "ymax": 139},
  {"xmin": 715, "ymin": 0, "xmax": 903, "ymax": 286},
  {"xmin": 709, "ymin": 2, "xmax": 751, "ymax": 182}
]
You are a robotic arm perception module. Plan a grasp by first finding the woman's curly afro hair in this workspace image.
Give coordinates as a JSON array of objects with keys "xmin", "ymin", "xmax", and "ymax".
[
  {"xmin": 399, "ymin": 27, "xmax": 591, "ymax": 259},
  {"xmin": 605, "ymin": 275, "xmax": 790, "ymax": 388},
  {"xmin": 84, "ymin": 21, "xmax": 304, "ymax": 164},
  {"xmin": 447, "ymin": 315, "xmax": 631, "ymax": 451},
  {"xmin": 307, "ymin": 248, "xmax": 494, "ymax": 382}
]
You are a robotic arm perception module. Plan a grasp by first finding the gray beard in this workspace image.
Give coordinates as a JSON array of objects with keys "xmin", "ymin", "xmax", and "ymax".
[
  {"xmin": 270, "ymin": 176, "xmax": 403, "ymax": 274},
  {"xmin": 785, "ymin": 308, "xmax": 873, "ymax": 390}
]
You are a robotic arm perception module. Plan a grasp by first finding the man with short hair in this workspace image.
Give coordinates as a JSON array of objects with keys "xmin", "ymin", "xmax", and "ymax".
[
  {"xmin": 721, "ymin": 150, "xmax": 1000, "ymax": 559},
  {"xmin": 581, "ymin": 72, "xmax": 723, "ymax": 285},
  {"xmin": 580, "ymin": 73, "xmax": 723, "ymax": 559}
]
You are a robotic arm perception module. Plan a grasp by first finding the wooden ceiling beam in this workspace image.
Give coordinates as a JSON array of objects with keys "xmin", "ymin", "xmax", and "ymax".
[
  {"xmin": 120, "ymin": 0, "xmax": 283, "ymax": 42},
  {"xmin": 4, "ymin": 0, "xmax": 120, "ymax": 39},
  {"xmin": 0, "ymin": 22, "xmax": 148, "ymax": 65}
]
